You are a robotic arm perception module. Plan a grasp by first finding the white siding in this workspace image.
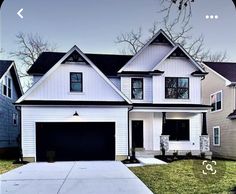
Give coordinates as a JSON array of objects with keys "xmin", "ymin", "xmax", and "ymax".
[
  {"xmin": 109, "ymin": 77, "xmax": 121, "ymax": 89},
  {"xmin": 129, "ymin": 112, "xmax": 201, "ymax": 151},
  {"xmin": 32, "ymin": 76, "xmax": 42, "ymax": 84},
  {"xmin": 153, "ymin": 58, "xmax": 201, "ymax": 104},
  {"xmin": 22, "ymin": 106, "xmax": 128, "ymax": 159},
  {"xmin": 26, "ymin": 62, "xmax": 124, "ymax": 101},
  {"xmin": 130, "ymin": 112, "xmax": 154, "ymax": 150},
  {"xmin": 121, "ymin": 77, "xmax": 153, "ymax": 103},
  {"xmin": 122, "ymin": 44, "xmax": 173, "ymax": 71}
]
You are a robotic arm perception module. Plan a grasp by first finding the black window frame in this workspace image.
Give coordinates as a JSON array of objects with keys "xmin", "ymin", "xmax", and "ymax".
[
  {"xmin": 164, "ymin": 119, "xmax": 190, "ymax": 141},
  {"xmin": 131, "ymin": 78, "xmax": 143, "ymax": 100},
  {"xmin": 70, "ymin": 72, "xmax": 83, "ymax": 92},
  {"xmin": 165, "ymin": 77, "xmax": 189, "ymax": 99}
]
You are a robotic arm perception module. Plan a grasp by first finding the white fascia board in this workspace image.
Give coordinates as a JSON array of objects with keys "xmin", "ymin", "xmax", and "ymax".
[
  {"xmin": 118, "ymin": 29, "xmax": 176, "ymax": 73},
  {"xmin": 152, "ymin": 44, "xmax": 205, "ymax": 72}
]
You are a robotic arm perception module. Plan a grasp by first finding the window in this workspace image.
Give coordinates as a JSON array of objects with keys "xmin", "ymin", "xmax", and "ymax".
[
  {"xmin": 131, "ymin": 78, "xmax": 143, "ymax": 100},
  {"xmin": 213, "ymin": 126, "xmax": 220, "ymax": 146},
  {"xmin": 165, "ymin": 77, "xmax": 189, "ymax": 99},
  {"xmin": 70, "ymin": 73, "xmax": 82, "ymax": 92},
  {"xmin": 164, "ymin": 119, "xmax": 190, "ymax": 141},
  {"xmin": 1, "ymin": 76, "xmax": 12, "ymax": 98},
  {"xmin": 210, "ymin": 91, "xmax": 222, "ymax": 112},
  {"xmin": 13, "ymin": 113, "xmax": 18, "ymax": 126}
]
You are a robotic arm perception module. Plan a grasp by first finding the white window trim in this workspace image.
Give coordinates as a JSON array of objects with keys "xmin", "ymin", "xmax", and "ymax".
[
  {"xmin": 1, "ymin": 75, "xmax": 12, "ymax": 99},
  {"xmin": 210, "ymin": 90, "xmax": 223, "ymax": 113},
  {"xmin": 213, "ymin": 126, "xmax": 220, "ymax": 146}
]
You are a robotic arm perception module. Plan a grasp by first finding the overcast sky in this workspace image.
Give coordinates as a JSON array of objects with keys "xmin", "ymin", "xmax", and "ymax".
[{"xmin": 0, "ymin": 0, "xmax": 236, "ymax": 61}]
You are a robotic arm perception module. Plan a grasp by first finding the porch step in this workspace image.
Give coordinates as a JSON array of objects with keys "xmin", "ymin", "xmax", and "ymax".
[
  {"xmin": 137, "ymin": 157, "xmax": 167, "ymax": 165},
  {"xmin": 135, "ymin": 150, "xmax": 161, "ymax": 158}
]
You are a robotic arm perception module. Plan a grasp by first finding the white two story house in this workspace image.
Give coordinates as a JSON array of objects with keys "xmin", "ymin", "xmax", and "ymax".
[{"xmin": 16, "ymin": 29, "xmax": 211, "ymax": 162}]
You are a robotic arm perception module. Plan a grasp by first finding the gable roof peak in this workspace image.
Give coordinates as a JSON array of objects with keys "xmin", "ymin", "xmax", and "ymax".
[{"xmin": 118, "ymin": 28, "xmax": 176, "ymax": 73}]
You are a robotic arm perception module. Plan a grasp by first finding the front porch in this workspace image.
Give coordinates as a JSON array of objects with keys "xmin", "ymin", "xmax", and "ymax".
[{"xmin": 129, "ymin": 104, "xmax": 211, "ymax": 158}]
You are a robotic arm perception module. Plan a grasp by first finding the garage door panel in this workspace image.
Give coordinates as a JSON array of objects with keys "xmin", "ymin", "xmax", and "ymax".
[{"xmin": 36, "ymin": 122, "xmax": 115, "ymax": 161}]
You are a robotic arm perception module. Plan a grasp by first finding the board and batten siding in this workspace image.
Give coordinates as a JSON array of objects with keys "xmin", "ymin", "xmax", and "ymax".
[
  {"xmin": 25, "ymin": 62, "xmax": 124, "ymax": 101},
  {"xmin": 129, "ymin": 112, "xmax": 201, "ymax": 151},
  {"xmin": 121, "ymin": 44, "xmax": 173, "ymax": 71},
  {"xmin": 109, "ymin": 77, "xmax": 121, "ymax": 90},
  {"xmin": 21, "ymin": 106, "xmax": 129, "ymax": 160},
  {"xmin": 121, "ymin": 77, "xmax": 153, "ymax": 103},
  {"xmin": 153, "ymin": 58, "xmax": 201, "ymax": 104}
]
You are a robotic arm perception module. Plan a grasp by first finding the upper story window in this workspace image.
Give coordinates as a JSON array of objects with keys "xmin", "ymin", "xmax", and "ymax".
[
  {"xmin": 70, "ymin": 72, "xmax": 83, "ymax": 92},
  {"xmin": 210, "ymin": 91, "xmax": 222, "ymax": 112},
  {"xmin": 131, "ymin": 78, "xmax": 143, "ymax": 100},
  {"xmin": 165, "ymin": 77, "xmax": 189, "ymax": 99},
  {"xmin": 213, "ymin": 126, "xmax": 220, "ymax": 146},
  {"xmin": 2, "ymin": 76, "xmax": 12, "ymax": 98}
]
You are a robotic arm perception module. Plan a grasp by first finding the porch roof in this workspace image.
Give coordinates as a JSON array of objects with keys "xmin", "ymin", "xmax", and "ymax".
[{"xmin": 131, "ymin": 103, "xmax": 211, "ymax": 112}]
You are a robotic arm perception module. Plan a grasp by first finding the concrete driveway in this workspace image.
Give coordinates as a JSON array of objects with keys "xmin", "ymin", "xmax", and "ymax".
[{"xmin": 0, "ymin": 161, "xmax": 153, "ymax": 194}]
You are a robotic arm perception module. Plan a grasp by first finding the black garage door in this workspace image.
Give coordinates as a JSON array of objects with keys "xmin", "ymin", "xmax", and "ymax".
[{"xmin": 36, "ymin": 122, "xmax": 115, "ymax": 161}]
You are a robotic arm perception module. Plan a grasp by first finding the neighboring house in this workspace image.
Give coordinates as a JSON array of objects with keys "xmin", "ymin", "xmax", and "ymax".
[
  {"xmin": 16, "ymin": 29, "xmax": 211, "ymax": 162},
  {"xmin": 0, "ymin": 60, "xmax": 23, "ymax": 155},
  {"xmin": 202, "ymin": 62, "xmax": 236, "ymax": 160}
]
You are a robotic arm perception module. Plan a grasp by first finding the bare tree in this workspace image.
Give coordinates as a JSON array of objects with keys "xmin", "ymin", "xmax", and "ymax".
[
  {"xmin": 161, "ymin": 0, "xmax": 236, "ymax": 22},
  {"xmin": 11, "ymin": 32, "xmax": 56, "ymax": 89},
  {"xmin": 116, "ymin": 20, "xmax": 227, "ymax": 62}
]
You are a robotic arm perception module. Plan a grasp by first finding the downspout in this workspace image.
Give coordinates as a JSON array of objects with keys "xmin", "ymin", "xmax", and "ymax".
[{"xmin": 127, "ymin": 106, "xmax": 133, "ymax": 159}]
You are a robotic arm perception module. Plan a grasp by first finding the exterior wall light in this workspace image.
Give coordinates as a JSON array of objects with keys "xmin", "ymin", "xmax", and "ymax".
[{"xmin": 73, "ymin": 111, "xmax": 79, "ymax": 116}]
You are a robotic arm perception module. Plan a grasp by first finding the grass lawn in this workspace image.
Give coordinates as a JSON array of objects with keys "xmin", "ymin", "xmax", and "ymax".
[
  {"xmin": 0, "ymin": 160, "xmax": 22, "ymax": 174},
  {"xmin": 130, "ymin": 160, "xmax": 236, "ymax": 194}
]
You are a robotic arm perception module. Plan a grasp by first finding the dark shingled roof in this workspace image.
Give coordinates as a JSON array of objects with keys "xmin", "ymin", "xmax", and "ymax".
[
  {"xmin": 15, "ymin": 100, "xmax": 129, "ymax": 106},
  {"xmin": 204, "ymin": 62, "xmax": 236, "ymax": 82},
  {"xmin": 27, "ymin": 52, "xmax": 132, "ymax": 77},
  {"xmin": 0, "ymin": 60, "xmax": 13, "ymax": 79}
]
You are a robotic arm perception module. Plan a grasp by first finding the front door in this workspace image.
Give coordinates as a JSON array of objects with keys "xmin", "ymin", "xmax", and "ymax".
[{"xmin": 132, "ymin": 120, "xmax": 143, "ymax": 148}]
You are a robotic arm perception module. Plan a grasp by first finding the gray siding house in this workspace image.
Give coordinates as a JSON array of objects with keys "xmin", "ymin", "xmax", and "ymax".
[
  {"xmin": 202, "ymin": 62, "xmax": 236, "ymax": 160},
  {"xmin": 0, "ymin": 60, "xmax": 23, "ymax": 155}
]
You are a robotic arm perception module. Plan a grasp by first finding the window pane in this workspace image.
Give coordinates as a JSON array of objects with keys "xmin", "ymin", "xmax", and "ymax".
[
  {"xmin": 8, "ymin": 78, "xmax": 12, "ymax": 89},
  {"xmin": 132, "ymin": 89, "xmax": 143, "ymax": 99},
  {"xmin": 133, "ymin": 80, "xmax": 142, "ymax": 88},
  {"xmin": 8, "ymin": 89, "xmax": 12, "ymax": 98},
  {"xmin": 71, "ymin": 73, "xmax": 81, "ymax": 82},
  {"xmin": 132, "ymin": 79, "xmax": 143, "ymax": 99},
  {"xmin": 166, "ymin": 88, "xmax": 177, "ymax": 98},
  {"xmin": 178, "ymin": 78, "xmax": 188, "ymax": 88},
  {"xmin": 3, "ymin": 85, "xmax": 7, "ymax": 96},
  {"xmin": 70, "ymin": 73, "xmax": 82, "ymax": 92},
  {"xmin": 165, "ymin": 120, "xmax": 189, "ymax": 141},
  {"xmin": 71, "ymin": 83, "xmax": 82, "ymax": 92},
  {"xmin": 166, "ymin": 78, "xmax": 177, "ymax": 87},
  {"xmin": 178, "ymin": 88, "xmax": 188, "ymax": 99},
  {"xmin": 214, "ymin": 128, "xmax": 220, "ymax": 145},
  {"xmin": 217, "ymin": 92, "xmax": 221, "ymax": 102},
  {"xmin": 211, "ymin": 102, "xmax": 216, "ymax": 111}
]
